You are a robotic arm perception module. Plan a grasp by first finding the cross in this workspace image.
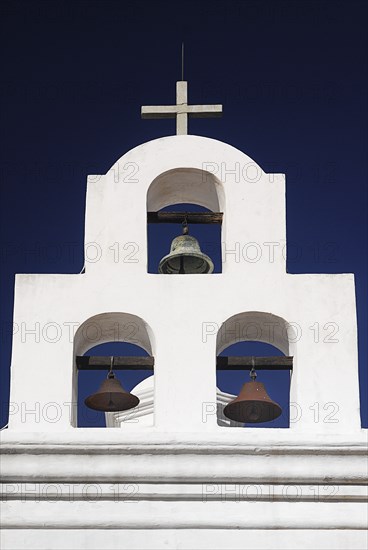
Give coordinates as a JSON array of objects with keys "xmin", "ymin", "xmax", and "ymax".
[{"xmin": 141, "ymin": 81, "xmax": 222, "ymax": 135}]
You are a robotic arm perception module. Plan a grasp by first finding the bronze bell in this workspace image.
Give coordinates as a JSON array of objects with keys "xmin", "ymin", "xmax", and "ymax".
[
  {"xmin": 223, "ymin": 367, "xmax": 282, "ymax": 424},
  {"xmin": 84, "ymin": 371, "xmax": 140, "ymax": 412},
  {"xmin": 158, "ymin": 223, "xmax": 214, "ymax": 274}
]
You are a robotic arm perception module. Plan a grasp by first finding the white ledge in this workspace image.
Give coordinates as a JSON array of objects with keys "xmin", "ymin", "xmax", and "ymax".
[
  {"xmin": 1, "ymin": 501, "xmax": 367, "ymax": 530},
  {"xmin": 1, "ymin": 429, "xmax": 367, "ymax": 448}
]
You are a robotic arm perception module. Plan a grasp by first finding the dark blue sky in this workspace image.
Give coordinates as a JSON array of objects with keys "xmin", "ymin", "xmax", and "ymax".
[{"xmin": 1, "ymin": 0, "xmax": 367, "ymax": 428}]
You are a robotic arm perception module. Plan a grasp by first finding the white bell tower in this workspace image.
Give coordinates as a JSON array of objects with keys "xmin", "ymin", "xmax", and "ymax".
[{"xmin": 1, "ymin": 81, "xmax": 367, "ymax": 550}]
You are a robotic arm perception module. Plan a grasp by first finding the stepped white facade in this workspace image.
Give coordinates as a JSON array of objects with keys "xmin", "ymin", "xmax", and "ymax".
[{"xmin": 1, "ymin": 133, "xmax": 367, "ymax": 549}]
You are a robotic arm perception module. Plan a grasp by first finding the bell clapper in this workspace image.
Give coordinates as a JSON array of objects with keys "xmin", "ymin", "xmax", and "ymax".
[{"xmin": 179, "ymin": 255, "xmax": 185, "ymax": 274}]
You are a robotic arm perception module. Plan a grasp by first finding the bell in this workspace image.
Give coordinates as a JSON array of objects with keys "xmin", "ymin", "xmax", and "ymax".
[
  {"xmin": 84, "ymin": 371, "xmax": 140, "ymax": 412},
  {"xmin": 223, "ymin": 368, "xmax": 282, "ymax": 423},
  {"xmin": 158, "ymin": 223, "xmax": 214, "ymax": 274}
]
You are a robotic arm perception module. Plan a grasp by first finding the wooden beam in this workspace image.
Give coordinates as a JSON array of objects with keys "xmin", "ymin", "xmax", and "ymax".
[
  {"xmin": 147, "ymin": 212, "xmax": 223, "ymax": 225},
  {"xmin": 76, "ymin": 355, "xmax": 292, "ymax": 371},
  {"xmin": 217, "ymin": 356, "xmax": 293, "ymax": 370},
  {"xmin": 76, "ymin": 356, "xmax": 154, "ymax": 370}
]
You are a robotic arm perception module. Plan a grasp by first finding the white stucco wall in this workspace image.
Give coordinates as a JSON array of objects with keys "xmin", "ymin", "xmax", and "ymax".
[
  {"xmin": 2, "ymin": 135, "xmax": 366, "ymax": 550},
  {"xmin": 6, "ymin": 135, "xmax": 361, "ymax": 435}
]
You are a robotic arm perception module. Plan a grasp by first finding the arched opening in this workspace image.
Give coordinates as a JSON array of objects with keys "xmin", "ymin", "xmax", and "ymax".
[
  {"xmin": 73, "ymin": 312, "xmax": 154, "ymax": 428},
  {"xmin": 147, "ymin": 168, "xmax": 224, "ymax": 274},
  {"xmin": 216, "ymin": 312, "xmax": 294, "ymax": 428}
]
